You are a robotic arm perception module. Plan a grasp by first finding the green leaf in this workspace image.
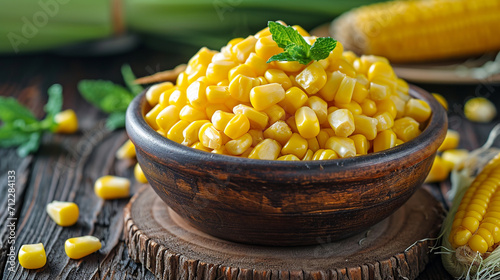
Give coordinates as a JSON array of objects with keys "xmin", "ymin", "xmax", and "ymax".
[
  {"xmin": 121, "ymin": 64, "xmax": 143, "ymax": 96},
  {"xmin": 44, "ymin": 84, "xmax": 63, "ymax": 117},
  {"xmin": 310, "ymin": 37, "xmax": 337, "ymax": 61},
  {"xmin": 268, "ymin": 21, "xmax": 309, "ymax": 51},
  {"xmin": 0, "ymin": 125, "xmax": 32, "ymax": 148},
  {"xmin": 78, "ymin": 80, "xmax": 134, "ymax": 113},
  {"xmin": 0, "ymin": 97, "xmax": 37, "ymax": 124},
  {"xmin": 105, "ymin": 111, "xmax": 126, "ymax": 131},
  {"xmin": 17, "ymin": 131, "xmax": 41, "ymax": 157}
]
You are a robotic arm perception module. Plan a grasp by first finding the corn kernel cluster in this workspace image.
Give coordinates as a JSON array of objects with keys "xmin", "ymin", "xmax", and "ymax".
[{"xmin": 144, "ymin": 24, "xmax": 432, "ymax": 160}]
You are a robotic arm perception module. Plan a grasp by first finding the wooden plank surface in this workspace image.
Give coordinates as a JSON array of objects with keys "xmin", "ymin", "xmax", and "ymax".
[{"xmin": 0, "ymin": 48, "xmax": 499, "ymax": 280}]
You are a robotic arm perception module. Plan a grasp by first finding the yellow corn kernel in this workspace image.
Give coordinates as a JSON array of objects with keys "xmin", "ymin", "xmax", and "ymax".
[
  {"xmin": 277, "ymin": 154, "xmax": 301, "ymax": 161},
  {"xmin": 217, "ymin": 79, "xmax": 230, "ymax": 87},
  {"xmin": 373, "ymin": 130, "xmax": 397, "ymax": 153},
  {"xmin": 442, "ymin": 149, "xmax": 469, "ymax": 170},
  {"xmin": 307, "ymin": 96, "xmax": 328, "ymax": 125},
  {"xmin": 361, "ymin": 99, "xmax": 377, "ymax": 117},
  {"xmin": 263, "ymin": 104, "xmax": 286, "ymax": 124},
  {"xmin": 225, "ymin": 133, "xmax": 253, "ymax": 155},
  {"xmin": 438, "ymin": 129, "xmax": 460, "ymax": 152},
  {"xmin": 343, "ymin": 51, "xmax": 358, "ymax": 64},
  {"xmin": 336, "ymin": 100, "xmax": 363, "ymax": 115},
  {"xmin": 182, "ymin": 120, "xmax": 209, "ymax": 146},
  {"xmin": 367, "ymin": 61, "xmax": 395, "ymax": 81},
  {"xmin": 228, "ymin": 74, "xmax": 256, "ymax": 103},
  {"xmin": 264, "ymin": 69, "xmax": 292, "ymax": 90},
  {"xmin": 376, "ymin": 99, "xmax": 397, "ymax": 119},
  {"xmin": 211, "ymin": 145, "xmax": 228, "ymax": 155},
  {"xmin": 317, "ymin": 129, "xmax": 331, "ymax": 149},
  {"xmin": 245, "ymin": 53, "xmax": 268, "ymax": 76},
  {"xmin": 255, "ymin": 35, "xmax": 283, "ymax": 61},
  {"xmin": 158, "ymin": 87, "xmax": 177, "ymax": 107},
  {"xmin": 167, "ymin": 120, "xmax": 190, "ymax": 144},
  {"xmin": 327, "ymin": 41, "xmax": 344, "ymax": 61},
  {"xmin": 425, "ymin": 155, "xmax": 451, "ymax": 183},
  {"xmin": 352, "ymin": 81, "xmax": 369, "ymax": 104},
  {"xmin": 205, "ymin": 103, "xmax": 230, "ymax": 119},
  {"xmin": 295, "ymin": 106, "xmax": 320, "ymax": 139},
  {"xmin": 232, "ymin": 35, "xmax": 257, "ymax": 63},
  {"xmin": 145, "ymin": 104, "xmax": 164, "ymax": 131},
  {"xmin": 199, "ymin": 123, "xmax": 223, "ymax": 150},
  {"xmin": 206, "ymin": 85, "xmax": 230, "ymax": 103},
  {"xmin": 116, "ymin": 139, "xmax": 136, "ymax": 160},
  {"xmin": 146, "ymin": 82, "xmax": 174, "ymax": 106},
  {"xmin": 191, "ymin": 141, "xmax": 212, "ymax": 152},
  {"xmin": 179, "ymin": 105, "xmax": 207, "ymax": 123},
  {"xmin": 168, "ymin": 89, "xmax": 187, "ymax": 108},
  {"xmin": 232, "ymin": 104, "xmax": 268, "ymax": 130},
  {"xmin": 250, "ymin": 83, "xmax": 286, "ymax": 111},
  {"xmin": 318, "ymin": 71, "xmax": 345, "ymax": 101},
  {"xmin": 275, "ymin": 61, "xmax": 304, "ymax": 73},
  {"xmin": 46, "ymin": 201, "xmax": 79, "ymax": 227},
  {"xmin": 349, "ymin": 134, "xmax": 369, "ymax": 155},
  {"xmin": 206, "ymin": 60, "xmax": 237, "ymax": 84},
  {"xmin": 281, "ymin": 133, "xmax": 309, "ymax": 159},
  {"xmin": 248, "ymin": 138, "xmax": 282, "ymax": 160},
  {"xmin": 279, "ymin": 86, "xmax": 308, "ymax": 114},
  {"xmin": 211, "ymin": 110, "xmax": 235, "ymax": 131},
  {"xmin": 432, "ymin": 93, "xmax": 448, "ymax": 111},
  {"xmin": 302, "ymin": 149, "xmax": 314, "ymax": 160},
  {"xmin": 325, "ymin": 136, "xmax": 356, "ymax": 158},
  {"xmin": 224, "ymin": 114, "xmax": 250, "ymax": 139},
  {"xmin": 228, "ymin": 64, "xmax": 257, "ymax": 81},
  {"xmin": 313, "ymin": 149, "xmax": 339, "ymax": 160},
  {"xmin": 176, "ymin": 72, "xmax": 190, "ymax": 90},
  {"xmin": 329, "ymin": 58, "xmax": 356, "ymax": 78},
  {"xmin": 405, "ymin": 99, "xmax": 431, "ymax": 123},
  {"xmin": 263, "ymin": 121, "xmax": 293, "ymax": 146},
  {"xmin": 186, "ymin": 80, "xmax": 207, "ymax": 110},
  {"xmin": 464, "ymin": 97, "xmax": 497, "ymax": 123},
  {"xmin": 286, "ymin": 116, "xmax": 299, "ymax": 133},
  {"xmin": 389, "ymin": 95, "xmax": 406, "ymax": 119},
  {"xmin": 392, "ymin": 117, "xmax": 421, "ymax": 142},
  {"xmin": 156, "ymin": 105, "xmax": 180, "ymax": 132},
  {"xmin": 54, "ymin": 109, "xmax": 79, "ymax": 134},
  {"xmin": 134, "ymin": 163, "xmax": 148, "ymax": 184},
  {"xmin": 328, "ymin": 109, "xmax": 355, "ymax": 137},
  {"xmin": 369, "ymin": 82, "xmax": 389, "ymax": 101},
  {"xmin": 65, "ymin": 236, "xmax": 102, "ymax": 259},
  {"xmin": 374, "ymin": 112, "xmax": 394, "ymax": 132},
  {"xmin": 481, "ymin": 223, "xmax": 500, "ymax": 244},
  {"xmin": 353, "ymin": 115, "xmax": 378, "ymax": 141},
  {"xmin": 248, "ymin": 129, "xmax": 264, "ymax": 146},
  {"xmin": 187, "ymin": 47, "xmax": 215, "ymax": 69},
  {"xmin": 334, "ymin": 75, "xmax": 356, "ymax": 104},
  {"xmin": 94, "ymin": 175, "xmax": 130, "ymax": 199},
  {"xmin": 307, "ymin": 137, "xmax": 320, "ymax": 152},
  {"xmin": 18, "ymin": 243, "xmax": 46, "ymax": 269},
  {"xmin": 296, "ymin": 62, "xmax": 327, "ymax": 95}
]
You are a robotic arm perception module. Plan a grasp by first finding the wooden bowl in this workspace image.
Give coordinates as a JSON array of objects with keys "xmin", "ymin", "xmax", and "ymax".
[{"xmin": 126, "ymin": 85, "xmax": 447, "ymax": 246}]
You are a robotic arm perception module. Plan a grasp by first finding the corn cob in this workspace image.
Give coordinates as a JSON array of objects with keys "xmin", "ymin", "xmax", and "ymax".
[{"xmin": 332, "ymin": 0, "xmax": 500, "ymax": 63}]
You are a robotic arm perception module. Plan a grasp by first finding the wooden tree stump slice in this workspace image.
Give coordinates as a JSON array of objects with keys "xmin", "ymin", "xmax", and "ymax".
[{"xmin": 124, "ymin": 186, "xmax": 445, "ymax": 280}]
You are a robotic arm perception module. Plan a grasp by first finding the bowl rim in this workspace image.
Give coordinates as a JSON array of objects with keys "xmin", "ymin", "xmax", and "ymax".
[{"xmin": 126, "ymin": 84, "xmax": 447, "ymax": 175}]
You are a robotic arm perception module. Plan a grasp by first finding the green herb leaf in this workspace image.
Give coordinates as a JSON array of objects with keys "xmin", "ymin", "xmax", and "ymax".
[
  {"xmin": 17, "ymin": 131, "xmax": 41, "ymax": 157},
  {"xmin": 44, "ymin": 84, "xmax": 63, "ymax": 117},
  {"xmin": 78, "ymin": 80, "xmax": 134, "ymax": 113},
  {"xmin": 105, "ymin": 111, "xmax": 126, "ymax": 131},
  {"xmin": 0, "ymin": 125, "xmax": 32, "ymax": 147},
  {"xmin": 121, "ymin": 64, "xmax": 143, "ymax": 96},
  {"xmin": 267, "ymin": 21, "xmax": 337, "ymax": 65},
  {"xmin": 0, "ymin": 97, "xmax": 37, "ymax": 124}
]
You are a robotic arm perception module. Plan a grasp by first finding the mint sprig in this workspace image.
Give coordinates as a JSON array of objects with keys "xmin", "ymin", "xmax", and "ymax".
[
  {"xmin": 0, "ymin": 84, "xmax": 63, "ymax": 157},
  {"xmin": 267, "ymin": 21, "xmax": 337, "ymax": 65},
  {"xmin": 78, "ymin": 64, "xmax": 143, "ymax": 130}
]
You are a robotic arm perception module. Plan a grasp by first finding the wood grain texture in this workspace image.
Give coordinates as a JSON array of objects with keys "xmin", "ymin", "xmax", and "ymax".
[{"xmin": 124, "ymin": 186, "xmax": 445, "ymax": 280}]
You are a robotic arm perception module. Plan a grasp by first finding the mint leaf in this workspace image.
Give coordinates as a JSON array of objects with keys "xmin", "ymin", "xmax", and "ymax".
[
  {"xmin": 106, "ymin": 111, "xmax": 126, "ymax": 130},
  {"xmin": 0, "ymin": 125, "xmax": 32, "ymax": 147},
  {"xmin": 266, "ymin": 21, "xmax": 337, "ymax": 65},
  {"xmin": 0, "ymin": 97, "xmax": 37, "ymax": 124},
  {"xmin": 121, "ymin": 64, "xmax": 143, "ymax": 96},
  {"xmin": 310, "ymin": 37, "xmax": 337, "ymax": 61},
  {"xmin": 78, "ymin": 80, "xmax": 134, "ymax": 113},
  {"xmin": 17, "ymin": 131, "xmax": 41, "ymax": 157}
]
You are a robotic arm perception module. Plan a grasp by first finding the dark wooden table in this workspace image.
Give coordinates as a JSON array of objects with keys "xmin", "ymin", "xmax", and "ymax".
[{"xmin": 1, "ymin": 46, "xmax": 499, "ymax": 280}]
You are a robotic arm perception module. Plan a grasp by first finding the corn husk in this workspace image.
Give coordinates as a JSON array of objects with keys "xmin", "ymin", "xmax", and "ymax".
[
  {"xmin": 0, "ymin": 0, "xmax": 383, "ymax": 54},
  {"xmin": 441, "ymin": 124, "xmax": 500, "ymax": 279}
]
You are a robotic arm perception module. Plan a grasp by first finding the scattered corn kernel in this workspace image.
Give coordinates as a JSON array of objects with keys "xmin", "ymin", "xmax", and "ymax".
[
  {"xmin": 425, "ymin": 155, "xmax": 451, "ymax": 183},
  {"xmin": 442, "ymin": 149, "xmax": 469, "ymax": 170},
  {"xmin": 18, "ymin": 243, "xmax": 46, "ymax": 269},
  {"xmin": 116, "ymin": 139, "xmax": 136, "ymax": 159},
  {"xmin": 134, "ymin": 163, "xmax": 148, "ymax": 183},
  {"xmin": 94, "ymin": 175, "xmax": 130, "ymax": 199},
  {"xmin": 54, "ymin": 109, "xmax": 78, "ymax": 134},
  {"xmin": 438, "ymin": 129, "xmax": 460, "ymax": 152},
  {"xmin": 46, "ymin": 201, "xmax": 79, "ymax": 227},
  {"xmin": 432, "ymin": 93, "xmax": 448, "ymax": 111},
  {"xmin": 65, "ymin": 236, "xmax": 102, "ymax": 259},
  {"xmin": 464, "ymin": 97, "xmax": 497, "ymax": 123}
]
